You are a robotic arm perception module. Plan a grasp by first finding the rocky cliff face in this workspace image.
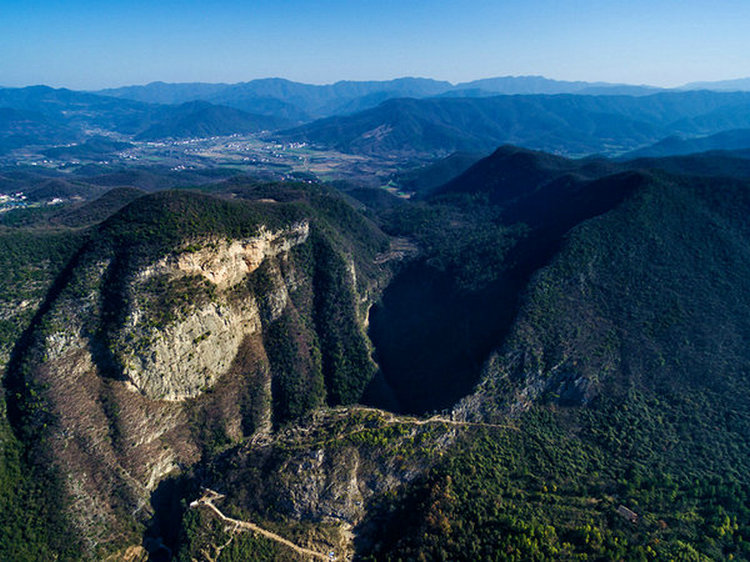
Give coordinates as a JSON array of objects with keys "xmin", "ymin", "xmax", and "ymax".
[
  {"xmin": 140, "ymin": 222, "xmax": 310, "ymax": 290},
  {"xmin": 193, "ymin": 407, "xmax": 456, "ymax": 560},
  {"xmin": 11, "ymin": 200, "xmax": 382, "ymax": 555},
  {"xmin": 116, "ymin": 222, "xmax": 309, "ymax": 401}
]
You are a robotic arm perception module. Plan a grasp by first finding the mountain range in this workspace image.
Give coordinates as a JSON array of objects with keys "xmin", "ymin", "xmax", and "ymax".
[
  {"xmin": 622, "ymin": 128, "xmax": 750, "ymax": 158},
  {"xmin": 1, "ymin": 143, "xmax": 750, "ymax": 559},
  {"xmin": 95, "ymin": 76, "xmax": 663, "ymax": 121},
  {"xmin": 93, "ymin": 74, "xmax": 750, "ymax": 124},
  {"xmin": 0, "ymin": 87, "xmax": 289, "ymax": 152},
  {"xmin": 5, "ymin": 76, "xmax": 750, "ymax": 159},
  {"xmin": 278, "ymin": 90, "xmax": 750, "ymax": 156}
]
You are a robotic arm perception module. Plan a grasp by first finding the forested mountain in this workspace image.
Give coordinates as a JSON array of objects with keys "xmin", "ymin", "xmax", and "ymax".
[
  {"xmin": 0, "ymin": 107, "xmax": 80, "ymax": 153},
  {"xmin": 0, "ymin": 180, "xmax": 389, "ymax": 558},
  {"xmin": 0, "ymin": 85, "xmax": 163, "ymax": 135},
  {"xmin": 1, "ymin": 144, "xmax": 749, "ymax": 560},
  {"xmin": 98, "ymin": 77, "xmax": 455, "ymax": 121},
  {"xmin": 4, "ymin": 71, "xmax": 750, "ymax": 562},
  {"xmin": 277, "ymin": 90, "xmax": 750, "ymax": 157},
  {"xmin": 96, "ymin": 76, "xmax": 666, "ymax": 123},
  {"xmin": 0, "ymin": 86, "xmax": 293, "ymax": 150},
  {"xmin": 95, "ymin": 82, "xmax": 231, "ymax": 105},
  {"xmin": 134, "ymin": 101, "xmax": 289, "ymax": 140},
  {"xmin": 357, "ymin": 147, "xmax": 750, "ymax": 559},
  {"xmin": 624, "ymin": 128, "xmax": 750, "ymax": 158},
  {"xmin": 391, "ymin": 151, "xmax": 487, "ymax": 195},
  {"xmin": 5, "ymin": 84, "xmax": 750, "ymax": 160}
]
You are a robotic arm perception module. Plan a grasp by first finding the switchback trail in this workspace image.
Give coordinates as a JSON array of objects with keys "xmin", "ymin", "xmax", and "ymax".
[{"xmin": 192, "ymin": 489, "xmax": 334, "ymax": 561}]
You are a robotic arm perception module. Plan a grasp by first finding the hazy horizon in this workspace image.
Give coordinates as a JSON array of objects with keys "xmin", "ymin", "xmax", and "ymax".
[
  {"xmin": 4, "ymin": 72, "xmax": 750, "ymax": 94},
  {"xmin": 3, "ymin": 0, "xmax": 750, "ymax": 91},
  {"xmin": 0, "ymin": 74, "xmax": 685, "ymax": 92}
]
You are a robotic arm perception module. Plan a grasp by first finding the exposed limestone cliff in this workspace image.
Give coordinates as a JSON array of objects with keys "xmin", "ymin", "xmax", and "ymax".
[
  {"xmin": 205, "ymin": 408, "xmax": 457, "ymax": 560},
  {"xmin": 116, "ymin": 222, "xmax": 309, "ymax": 401},
  {"xmin": 2, "ymin": 180, "xmax": 397, "ymax": 558},
  {"xmin": 12, "ymin": 206, "xmax": 387, "ymax": 556},
  {"xmin": 122, "ymin": 299, "xmax": 262, "ymax": 401},
  {"xmin": 140, "ymin": 222, "xmax": 310, "ymax": 290}
]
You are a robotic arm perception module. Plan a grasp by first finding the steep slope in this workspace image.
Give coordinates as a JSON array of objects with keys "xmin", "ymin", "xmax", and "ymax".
[
  {"xmin": 433, "ymin": 145, "xmax": 619, "ymax": 203},
  {"xmin": 392, "ymin": 151, "xmax": 486, "ymax": 195},
  {"xmin": 366, "ymin": 147, "xmax": 634, "ymax": 415},
  {"xmin": 2, "ymin": 185, "xmax": 389, "ymax": 557},
  {"xmin": 171, "ymin": 149, "xmax": 750, "ymax": 560},
  {"xmin": 0, "ymin": 226, "xmax": 91, "ymax": 560},
  {"xmin": 364, "ymin": 157, "xmax": 750, "ymax": 561},
  {"xmin": 4, "ymin": 148, "xmax": 750, "ymax": 560},
  {"xmin": 624, "ymin": 150, "xmax": 750, "ymax": 180},
  {"xmin": 458, "ymin": 170, "xmax": 750, "ymax": 418}
]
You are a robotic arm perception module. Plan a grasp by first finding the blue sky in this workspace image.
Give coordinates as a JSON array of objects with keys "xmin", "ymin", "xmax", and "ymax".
[{"xmin": 2, "ymin": 0, "xmax": 749, "ymax": 89}]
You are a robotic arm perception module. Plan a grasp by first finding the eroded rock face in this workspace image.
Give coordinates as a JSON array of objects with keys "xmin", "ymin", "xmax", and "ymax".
[
  {"xmin": 15, "ymin": 202, "xmax": 387, "ymax": 557},
  {"xmin": 32, "ymin": 332, "xmax": 200, "ymax": 552},
  {"xmin": 17, "ymin": 220, "xmax": 321, "ymax": 554},
  {"xmin": 142, "ymin": 222, "xmax": 310, "ymax": 290},
  {"xmin": 122, "ymin": 300, "xmax": 262, "ymax": 401},
  {"xmin": 117, "ymin": 222, "xmax": 309, "ymax": 401}
]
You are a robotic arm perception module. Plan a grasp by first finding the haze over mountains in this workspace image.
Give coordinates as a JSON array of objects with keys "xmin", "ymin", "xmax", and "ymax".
[
  {"xmin": 3, "ymin": 72, "xmax": 750, "ymax": 559},
  {"xmin": 95, "ymin": 75, "xmax": 663, "ymax": 121},
  {"xmin": 4, "ymin": 75, "xmax": 750, "ymax": 162}
]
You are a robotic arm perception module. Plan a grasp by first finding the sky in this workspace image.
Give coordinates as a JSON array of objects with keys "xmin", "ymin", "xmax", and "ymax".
[{"xmin": 2, "ymin": 0, "xmax": 749, "ymax": 90}]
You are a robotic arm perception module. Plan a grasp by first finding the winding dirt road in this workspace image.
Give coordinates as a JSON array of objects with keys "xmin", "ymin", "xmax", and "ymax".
[
  {"xmin": 190, "ymin": 407, "xmax": 517, "ymax": 560},
  {"xmin": 339, "ymin": 405, "xmax": 519, "ymax": 431},
  {"xmin": 192, "ymin": 489, "xmax": 334, "ymax": 561}
]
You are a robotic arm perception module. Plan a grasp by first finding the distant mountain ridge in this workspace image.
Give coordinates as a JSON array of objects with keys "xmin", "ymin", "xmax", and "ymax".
[
  {"xmin": 94, "ymin": 75, "xmax": 665, "ymax": 121},
  {"xmin": 134, "ymin": 100, "xmax": 289, "ymax": 140},
  {"xmin": 680, "ymin": 77, "xmax": 750, "ymax": 91},
  {"xmin": 93, "ymin": 75, "xmax": 750, "ymax": 126},
  {"xmin": 278, "ymin": 90, "xmax": 750, "ymax": 157},
  {"xmin": 0, "ymin": 86, "xmax": 292, "ymax": 150},
  {"xmin": 5, "ymin": 77, "xmax": 750, "ymax": 157},
  {"xmin": 623, "ymin": 128, "xmax": 750, "ymax": 158}
]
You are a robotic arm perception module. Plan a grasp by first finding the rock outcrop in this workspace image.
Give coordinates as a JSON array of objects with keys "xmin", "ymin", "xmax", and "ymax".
[
  {"xmin": 117, "ymin": 222, "xmax": 309, "ymax": 401},
  {"xmin": 6, "ymin": 187, "xmax": 390, "ymax": 557},
  {"xmin": 14, "ymin": 213, "xmax": 375, "ymax": 554}
]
